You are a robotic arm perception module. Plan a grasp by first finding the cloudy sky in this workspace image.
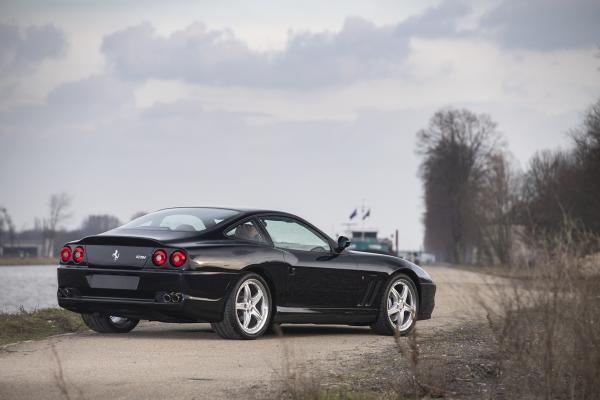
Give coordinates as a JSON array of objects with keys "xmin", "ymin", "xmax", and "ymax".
[{"xmin": 1, "ymin": 0, "xmax": 599, "ymax": 248}]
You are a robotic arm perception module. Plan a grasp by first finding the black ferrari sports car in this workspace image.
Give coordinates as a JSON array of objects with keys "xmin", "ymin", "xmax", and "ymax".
[{"xmin": 57, "ymin": 207, "xmax": 436, "ymax": 339}]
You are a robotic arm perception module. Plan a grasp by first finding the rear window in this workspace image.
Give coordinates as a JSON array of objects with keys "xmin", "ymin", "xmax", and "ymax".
[{"xmin": 118, "ymin": 208, "xmax": 239, "ymax": 232}]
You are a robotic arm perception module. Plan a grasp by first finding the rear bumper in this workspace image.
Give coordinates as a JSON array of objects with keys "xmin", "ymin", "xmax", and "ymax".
[
  {"xmin": 57, "ymin": 266, "xmax": 239, "ymax": 322},
  {"xmin": 418, "ymin": 282, "xmax": 436, "ymax": 320}
]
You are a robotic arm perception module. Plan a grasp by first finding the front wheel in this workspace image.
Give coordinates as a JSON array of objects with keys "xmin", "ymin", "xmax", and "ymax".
[
  {"xmin": 81, "ymin": 313, "xmax": 139, "ymax": 333},
  {"xmin": 211, "ymin": 273, "xmax": 272, "ymax": 340},
  {"xmin": 371, "ymin": 274, "xmax": 418, "ymax": 336}
]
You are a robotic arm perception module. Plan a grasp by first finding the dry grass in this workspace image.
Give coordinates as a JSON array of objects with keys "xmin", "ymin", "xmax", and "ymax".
[
  {"xmin": 267, "ymin": 325, "xmax": 449, "ymax": 400},
  {"xmin": 0, "ymin": 307, "xmax": 86, "ymax": 346},
  {"xmin": 484, "ymin": 224, "xmax": 600, "ymax": 399},
  {"xmin": 389, "ymin": 329, "xmax": 447, "ymax": 399},
  {"xmin": 266, "ymin": 325, "xmax": 379, "ymax": 400}
]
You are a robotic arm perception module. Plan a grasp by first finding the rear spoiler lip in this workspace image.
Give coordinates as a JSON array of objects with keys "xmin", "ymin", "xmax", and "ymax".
[
  {"xmin": 64, "ymin": 237, "xmax": 241, "ymax": 249},
  {"xmin": 72, "ymin": 235, "xmax": 165, "ymax": 247}
]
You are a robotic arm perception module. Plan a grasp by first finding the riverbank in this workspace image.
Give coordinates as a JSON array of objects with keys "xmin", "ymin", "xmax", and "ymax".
[
  {"xmin": 0, "ymin": 257, "xmax": 56, "ymax": 266},
  {"xmin": 0, "ymin": 308, "xmax": 85, "ymax": 347}
]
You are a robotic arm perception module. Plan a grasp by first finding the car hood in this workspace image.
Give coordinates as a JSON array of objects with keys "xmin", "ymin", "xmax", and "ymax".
[{"xmin": 349, "ymin": 250, "xmax": 433, "ymax": 282}]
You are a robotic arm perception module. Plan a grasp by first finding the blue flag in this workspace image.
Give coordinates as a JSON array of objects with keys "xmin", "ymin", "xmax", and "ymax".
[
  {"xmin": 362, "ymin": 209, "xmax": 371, "ymax": 220},
  {"xmin": 349, "ymin": 209, "xmax": 358, "ymax": 220}
]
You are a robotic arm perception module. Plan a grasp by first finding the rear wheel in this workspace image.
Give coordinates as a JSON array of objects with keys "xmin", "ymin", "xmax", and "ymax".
[
  {"xmin": 211, "ymin": 273, "xmax": 271, "ymax": 340},
  {"xmin": 81, "ymin": 313, "xmax": 139, "ymax": 333},
  {"xmin": 371, "ymin": 274, "xmax": 418, "ymax": 336}
]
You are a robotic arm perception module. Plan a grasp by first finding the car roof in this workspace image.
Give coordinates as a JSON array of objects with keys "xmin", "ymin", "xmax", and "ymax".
[
  {"xmin": 155, "ymin": 206, "xmax": 321, "ymax": 232},
  {"xmin": 156, "ymin": 206, "xmax": 289, "ymax": 216},
  {"xmin": 149, "ymin": 207, "xmax": 335, "ymax": 244}
]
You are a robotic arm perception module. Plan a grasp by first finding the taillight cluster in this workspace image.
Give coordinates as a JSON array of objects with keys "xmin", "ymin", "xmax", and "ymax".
[
  {"xmin": 59, "ymin": 246, "xmax": 185, "ymax": 268},
  {"xmin": 60, "ymin": 246, "xmax": 85, "ymax": 264},
  {"xmin": 152, "ymin": 249, "xmax": 167, "ymax": 266},
  {"xmin": 73, "ymin": 247, "xmax": 85, "ymax": 263},
  {"xmin": 152, "ymin": 249, "xmax": 187, "ymax": 268},
  {"xmin": 60, "ymin": 247, "xmax": 72, "ymax": 263}
]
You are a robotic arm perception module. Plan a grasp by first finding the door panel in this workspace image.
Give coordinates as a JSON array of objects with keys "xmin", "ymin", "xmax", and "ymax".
[
  {"xmin": 282, "ymin": 249, "xmax": 367, "ymax": 308},
  {"xmin": 258, "ymin": 215, "xmax": 369, "ymax": 309}
]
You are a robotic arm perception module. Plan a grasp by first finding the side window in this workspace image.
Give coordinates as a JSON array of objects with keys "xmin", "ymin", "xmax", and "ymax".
[
  {"xmin": 259, "ymin": 217, "xmax": 331, "ymax": 252},
  {"xmin": 225, "ymin": 220, "xmax": 268, "ymax": 244}
]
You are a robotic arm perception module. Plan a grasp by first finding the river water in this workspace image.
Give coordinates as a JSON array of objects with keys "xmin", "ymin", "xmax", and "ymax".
[{"xmin": 0, "ymin": 265, "xmax": 58, "ymax": 313}]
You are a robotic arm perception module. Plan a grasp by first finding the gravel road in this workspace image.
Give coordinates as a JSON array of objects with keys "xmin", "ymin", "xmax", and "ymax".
[{"xmin": 0, "ymin": 265, "xmax": 497, "ymax": 400}]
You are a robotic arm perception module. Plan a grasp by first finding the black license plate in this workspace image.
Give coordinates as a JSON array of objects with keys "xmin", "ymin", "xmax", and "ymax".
[{"xmin": 87, "ymin": 275, "xmax": 140, "ymax": 290}]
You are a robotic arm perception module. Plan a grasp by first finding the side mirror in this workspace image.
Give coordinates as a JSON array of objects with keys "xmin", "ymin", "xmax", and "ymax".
[{"xmin": 336, "ymin": 236, "xmax": 351, "ymax": 252}]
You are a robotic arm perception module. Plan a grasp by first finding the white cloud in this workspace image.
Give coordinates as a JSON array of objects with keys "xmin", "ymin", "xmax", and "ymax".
[
  {"xmin": 100, "ymin": 2, "xmax": 468, "ymax": 88},
  {"xmin": 481, "ymin": 0, "xmax": 600, "ymax": 50},
  {"xmin": 96, "ymin": 0, "xmax": 600, "ymax": 92},
  {"xmin": 0, "ymin": 23, "xmax": 66, "ymax": 74},
  {"xmin": 0, "ymin": 75, "xmax": 136, "ymax": 132},
  {"xmin": 100, "ymin": 18, "xmax": 402, "ymax": 87}
]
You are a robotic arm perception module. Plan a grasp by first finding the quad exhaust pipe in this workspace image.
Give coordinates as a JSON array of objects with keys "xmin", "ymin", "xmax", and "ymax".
[
  {"xmin": 58, "ymin": 288, "xmax": 76, "ymax": 298},
  {"xmin": 171, "ymin": 293, "xmax": 182, "ymax": 303},
  {"xmin": 159, "ymin": 292, "xmax": 183, "ymax": 303}
]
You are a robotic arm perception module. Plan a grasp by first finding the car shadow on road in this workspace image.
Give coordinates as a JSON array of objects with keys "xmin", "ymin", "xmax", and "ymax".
[
  {"xmin": 276, "ymin": 324, "xmax": 372, "ymax": 337},
  {"xmin": 90, "ymin": 323, "xmax": 372, "ymax": 340}
]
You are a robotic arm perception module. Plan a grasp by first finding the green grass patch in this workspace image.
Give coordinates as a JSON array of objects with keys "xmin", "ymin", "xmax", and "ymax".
[
  {"xmin": 0, "ymin": 308, "xmax": 86, "ymax": 346},
  {"xmin": 0, "ymin": 257, "xmax": 56, "ymax": 266}
]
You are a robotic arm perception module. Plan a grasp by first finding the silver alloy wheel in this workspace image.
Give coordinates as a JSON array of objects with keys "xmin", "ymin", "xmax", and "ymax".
[
  {"xmin": 387, "ymin": 279, "xmax": 417, "ymax": 332},
  {"xmin": 109, "ymin": 316, "xmax": 129, "ymax": 326},
  {"xmin": 235, "ymin": 278, "xmax": 270, "ymax": 335}
]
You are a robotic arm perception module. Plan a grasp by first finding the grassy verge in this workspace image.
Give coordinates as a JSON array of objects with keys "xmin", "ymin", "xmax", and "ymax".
[
  {"xmin": 264, "ymin": 323, "xmax": 496, "ymax": 400},
  {"xmin": 0, "ymin": 257, "xmax": 56, "ymax": 266},
  {"xmin": 0, "ymin": 308, "xmax": 86, "ymax": 346},
  {"xmin": 481, "ymin": 227, "xmax": 600, "ymax": 399},
  {"xmin": 268, "ymin": 315, "xmax": 592, "ymax": 399}
]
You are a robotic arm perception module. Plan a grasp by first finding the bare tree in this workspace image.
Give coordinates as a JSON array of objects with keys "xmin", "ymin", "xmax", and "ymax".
[
  {"xmin": 417, "ymin": 108, "xmax": 503, "ymax": 264},
  {"xmin": 515, "ymin": 98, "xmax": 600, "ymax": 253},
  {"xmin": 520, "ymin": 149, "xmax": 575, "ymax": 238},
  {"xmin": 45, "ymin": 193, "xmax": 73, "ymax": 257},
  {"xmin": 479, "ymin": 152, "xmax": 521, "ymax": 265},
  {"xmin": 0, "ymin": 206, "xmax": 16, "ymax": 254},
  {"xmin": 572, "ymin": 98, "xmax": 600, "ymax": 235},
  {"xmin": 419, "ymin": 99, "xmax": 600, "ymax": 264},
  {"xmin": 81, "ymin": 214, "xmax": 121, "ymax": 236}
]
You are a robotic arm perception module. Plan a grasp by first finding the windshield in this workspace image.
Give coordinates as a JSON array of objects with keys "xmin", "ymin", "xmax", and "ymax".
[{"xmin": 118, "ymin": 208, "xmax": 239, "ymax": 232}]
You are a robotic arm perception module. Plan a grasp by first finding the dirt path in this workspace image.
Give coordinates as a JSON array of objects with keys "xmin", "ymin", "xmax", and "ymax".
[{"xmin": 0, "ymin": 266, "xmax": 499, "ymax": 400}]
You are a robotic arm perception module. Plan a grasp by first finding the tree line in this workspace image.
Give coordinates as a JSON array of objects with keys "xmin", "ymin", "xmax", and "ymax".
[
  {"xmin": 0, "ymin": 194, "xmax": 145, "ymax": 258},
  {"xmin": 417, "ymin": 98, "xmax": 600, "ymax": 265}
]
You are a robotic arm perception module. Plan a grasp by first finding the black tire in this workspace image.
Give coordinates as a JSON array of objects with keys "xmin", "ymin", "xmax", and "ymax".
[
  {"xmin": 81, "ymin": 313, "xmax": 139, "ymax": 333},
  {"xmin": 211, "ymin": 273, "xmax": 272, "ymax": 340},
  {"xmin": 371, "ymin": 273, "xmax": 419, "ymax": 336}
]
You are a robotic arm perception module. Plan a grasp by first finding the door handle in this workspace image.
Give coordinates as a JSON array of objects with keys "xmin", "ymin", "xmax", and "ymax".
[{"xmin": 288, "ymin": 266, "xmax": 296, "ymax": 276}]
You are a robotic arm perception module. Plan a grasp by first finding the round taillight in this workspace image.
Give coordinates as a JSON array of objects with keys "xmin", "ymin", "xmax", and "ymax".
[
  {"xmin": 60, "ymin": 247, "xmax": 72, "ymax": 263},
  {"xmin": 152, "ymin": 249, "xmax": 168, "ymax": 267},
  {"xmin": 170, "ymin": 250, "xmax": 187, "ymax": 267},
  {"xmin": 73, "ymin": 246, "xmax": 85, "ymax": 264}
]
